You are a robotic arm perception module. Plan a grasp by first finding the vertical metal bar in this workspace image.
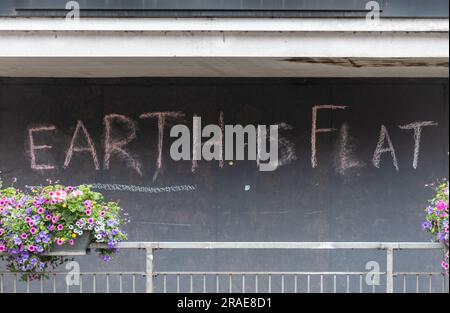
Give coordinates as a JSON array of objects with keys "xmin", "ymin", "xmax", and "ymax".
[
  {"xmin": 106, "ymin": 274, "xmax": 110, "ymax": 293},
  {"xmin": 255, "ymin": 275, "xmax": 258, "ymax": 293},
  {"xmin": 443, "ymin": 275, "xmax": 446, "ymax": 293},
  {"xmin": 53, "ymin": 274, "xmax": 56, "ymax": 293},
  {"xmin": 386, "ymin": 248, "xmax": 394, "ymax": 293},
  {"xmin": 268, "ymin": 274, "xmax": 272, "ymax": 293},
  {"xmin": 132, "ymin": 275, "xmax": 136, "ymax": 293},
  {"xmin": 0, "ymin": 274, "xmax": 3, "ymax": 294},
  {"xmin": 216, "ymin": 274, "xmax": 219, "ymax": 293},
  {"xmin": 13, "ymin": 274, "xmax": 17, "ymax": 293},
  {"xmin": 346, "ymin": 275, "xmax": 350, "ymax": 293},
  {"xmin": 79, "ymin": 274, "xmax": 83, "ymax": 293},
  {"xmin": 307, "ymin": 275, "xmax": 310, "ymax": 293},
  {"xmin": 203, "ymin": 274, "xmax": 206, "ymax": 293},
  {"xmin": 359, "ymin": 275, "xmax": 363, "ymax": 293},
  {"xmin": 281, "ymin": 275, "xmax": 285, "ymax": 293},
  {"xmin": 177, "ymin": 274, "xmax": 180, "ymax": 293},
  {"xmin": 403, "ymin": 274, "xmax": 406, "ymax": 293},
  {"xmin": 145, "ymin": 248, "xmax": 154, "ymax": 293},
  {"xmin": 26, "ymin": 275, "xmax": 30, "ymax": 293},
  {"xmin": 93, "ymin": 274, "xmax": 96, "ymax": 293},
  {"xmin": 229, "ymin": 274, "xmax": 232, "ymax": 293},
  {"xmin": 242, "ymin": 275, "xmax": 245, "ymax": 293},
  {"xmin": 429, "ymin": 274, "xmax": 432, "ymax": 293},
  {"xmin": 40, "ymin": 278, "xmax": 43, "ymax": 293},
  {"xmin": 119, "ymin": 274, "xmax": 123, "ymax": 293},
  {"xmin": 416, "ymin": 274, "xmax": 419, "ymax": 293},
  {"xmin": 190, "ymin": 274, "xmax": 194, "ymax": 293},
  {"xmin": 333, "ymin": 275, "xmax": 337, "ymax": 293},
  {"xmin": 216, "ymin": 274, "xmax": 220, "ymax": 293},
  {"xmin": 294, "ymin": 275, "xmax": 298, "ymax": 293},
  {"xmin": 320, "ymin": 275, "xmax": 323, "ymax": 293},
  {"xmin": 163, "ymin": 274, "xmax": 167, "ymax": 293}
]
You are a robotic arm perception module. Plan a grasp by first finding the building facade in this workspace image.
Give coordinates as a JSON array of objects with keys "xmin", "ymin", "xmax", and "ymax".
[{"xmin": 0, "ymin": 0, "xmax": 449, "ymax": 293}]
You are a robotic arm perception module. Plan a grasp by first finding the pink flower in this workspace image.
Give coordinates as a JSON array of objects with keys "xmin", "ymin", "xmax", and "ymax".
[
  {"xmin": 57, "ymin": 224, "xmax": 64, "ymax": 231},
  {"xmin": 28, "ymin": 245, "xmax": 35, "ymax": 252},
  {"xmin": 20, "ymin": 233, "xmax": 28, "ymax": 240},
  {"xmin": 30, "ymin": 227, "xmax": 37, "ymax": 235},
  {"xmin": 100, "ymin": 211, "xmax": 106, "ymax": 217},
  {"xmin": 45, "ymin": 215, "xmax": 52, "ymax": 220},
  {"xmin": 37, "ymin": 208, "xmax": 44, "ymax": 214},
  {"xmin": 69, "ymin": 239, "xmax": 75, "ymax": 246},
  {"xmin": 28, "ymin": 221, "xmax": 35, "ymax": 227},
  {"xmin": 0, "ymin": 228, "xmax": 4, "ymax": 236},
  {"xmin": 24, "ymin": 217, "xmax": 31, "ymax": 223},
  {"xmin": 88, "ymin": 218, "xmax": 94, "ymax": 224},
  {"xmin": 49, "ymin": 225, "xmax": 55, "ymax": 231},
  {"xmin": 0, "ymin": 245, "xmax": 6, "ymax": 252},
  {"xmin": 437, "ymin": 201, "xmax": 446, "ymax": 211},
  {"xmin": 56, "ymin": 239, "xmax": 64, "ymax": 246},
  {"xmin": 85, "ymin": 210, "xmax": 92, "ymax": 216},
  {"xmin": 51, "ymin": 217, "xmax": 58, "ymax": 224},
  {"xmin": 103, "ymin": 206, "xmax": 109, "ymax": 211}
]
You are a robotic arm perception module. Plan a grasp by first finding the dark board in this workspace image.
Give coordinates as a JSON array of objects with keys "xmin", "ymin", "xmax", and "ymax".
[{"xmin": 0, "ymin": 78, "xmax": 448, "ymax": 292}]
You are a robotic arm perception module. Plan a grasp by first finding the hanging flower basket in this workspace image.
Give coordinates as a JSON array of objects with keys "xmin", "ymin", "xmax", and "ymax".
[
  {"xmin": 47, "ymin": 231, "xmax": 92, "ymax": 255},
  {"xmin": 0, "ymin": 184, "xmax": 128, "ymax": 280},
  {"xmin": 422, "ymin": 180, "xmax": 449, "ymax": 274}
]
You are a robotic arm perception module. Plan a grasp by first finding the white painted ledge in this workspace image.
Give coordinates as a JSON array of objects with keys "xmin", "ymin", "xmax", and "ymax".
[
  {"xmin": 0, "ymin": 17, "xmax": 448, "ymax": 77},
  {"xmin": 0, "ymin": 17, "xmax": 448, "ymax": 32}
]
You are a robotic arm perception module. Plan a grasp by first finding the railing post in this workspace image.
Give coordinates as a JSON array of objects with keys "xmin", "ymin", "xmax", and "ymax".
[
  {"xmin": 386, "ymin": 248, "xmax": 394, "ymax": 293},
  {"xmin": 146, "ymin": 248, "xmax": 154, "ymax": 293}
]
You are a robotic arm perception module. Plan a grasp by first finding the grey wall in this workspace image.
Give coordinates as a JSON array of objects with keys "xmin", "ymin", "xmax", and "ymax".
[
  {"xmin": 1, "ymin": 0, "xmax": 448, "ymax": 17},
  {"xmin": 0, "ymin": 78, "xmax": 448, "ymax": 292}
]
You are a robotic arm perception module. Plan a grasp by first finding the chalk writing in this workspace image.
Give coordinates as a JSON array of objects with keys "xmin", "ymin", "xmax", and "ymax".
[
  {"xmin": 28, "ymin": 126, "xmax": 57, "ymax": 171},
  {"xmin": 276, "ymin": 122, "xmax": 297, "ymax": 167},
  {"xmin": 64, "ymin": 120, "xmax": 99, "ymax": 170},
  {"xmin": 372, "ymin": 125, "xmax": 399, "ymax": 171},
  {"xmin": 140, "ymin": 112, "xmax": 185, "ymax": 182},
  {"xmin": 311, "ymin": 105, "xmax": 347, "ymax": 168},
  {"xmin": 25, "ymin": 183, "xmax": 197, "ymax": 194},
  {"xmin": 399, "ymin": 121, "xmax": 438, "ymax": 169},
  {"xmin": 23, "ymin": 109, "xmax": 440, "ymax": 176},
  {"xmin": 334, "ymin": 123, "xmax": 365, "ymax": 175},
  {"xmin": 103, "ymin": 114, "xmax": 143, "ymax": 176}
]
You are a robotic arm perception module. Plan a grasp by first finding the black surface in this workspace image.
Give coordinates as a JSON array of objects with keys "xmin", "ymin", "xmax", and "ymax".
[
  {"xmin": 0, "ymin": 0, "xmax": 448, "ymax": 18},
  {"xmin": 0, "ymin": 78, "xmax": 448, "ymax": 292}
]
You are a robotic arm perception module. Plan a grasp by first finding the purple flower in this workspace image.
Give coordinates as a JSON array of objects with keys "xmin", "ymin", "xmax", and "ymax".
[
  {"xmin": 102, "ymin": 255, "xmax": 111, "ymax": 262},
  {"xmin": 422, "ymin": 221, "xmax": 432, "ymax": 230},
  {"xmin": 13, "ymin": 237, "xmax": 22, "ymax": 245},
  {"xmin": 107, "ymin": 240, "xmax": 117, "ymax": 249}
]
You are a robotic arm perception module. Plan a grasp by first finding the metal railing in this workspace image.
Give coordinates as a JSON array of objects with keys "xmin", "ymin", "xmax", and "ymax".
[{"xmin": 0, "ymin": 242, "xmax": 448, "ymax": 293}]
